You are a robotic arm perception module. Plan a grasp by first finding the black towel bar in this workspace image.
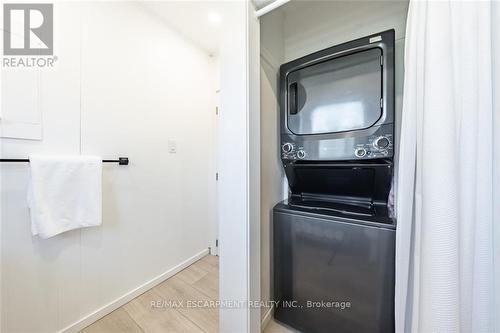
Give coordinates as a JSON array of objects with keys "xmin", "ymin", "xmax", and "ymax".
[{"xmin": 0, "ymin": 157, "xmax": 129, "ymax": 165}]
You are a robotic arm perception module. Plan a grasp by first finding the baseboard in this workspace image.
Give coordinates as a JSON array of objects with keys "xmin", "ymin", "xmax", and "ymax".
[
  {"xmin": 59, "ymin": 248, "xmax": 210, "ymax": 333},
  {"xmin": 261, "ymin": 305, "xmax": 274, "ymax": 332}
]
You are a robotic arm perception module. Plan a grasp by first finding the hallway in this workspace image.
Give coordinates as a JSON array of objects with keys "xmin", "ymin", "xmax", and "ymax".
[
  {"xmin": 83, "ymin": 255, "xmax": 219, "ymax": 333},
  {"xmin": 82, "ymin": 255, "xmax": 293, "ymax": 333}
]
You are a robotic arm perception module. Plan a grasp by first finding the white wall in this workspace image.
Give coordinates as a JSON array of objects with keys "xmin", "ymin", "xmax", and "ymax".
[
  {"xmin": 259, "ymin": 8, "xmax": 285, "ymax": 322},
  {"xmin": 1, "ymin": 2, "xmax": 216, "ymax": 332},
  {"xmin": 282, "ymin": 0, "xmax": 408, "ymax": 62},
  {"xmin": 259, "ymin": 0, "xmax": 409, "ymax": 322},
  {"xmin": 248, "ymin": 4, "xmax": 261, "ymax": 332},
  {"xmin": 494, "ymin": 3, "xmax": 500, "ymax": 333}
]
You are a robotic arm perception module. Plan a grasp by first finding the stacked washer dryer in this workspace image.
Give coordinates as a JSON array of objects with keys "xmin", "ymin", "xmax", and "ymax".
[{"xmin": 272, "ymin": 30, "xmax": 396, "ymax": 333}]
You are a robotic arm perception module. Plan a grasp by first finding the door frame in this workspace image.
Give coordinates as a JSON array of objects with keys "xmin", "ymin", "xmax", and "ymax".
[{"xmin": 217, "ymin": 1, "xmax": 260, "ymax": 332}]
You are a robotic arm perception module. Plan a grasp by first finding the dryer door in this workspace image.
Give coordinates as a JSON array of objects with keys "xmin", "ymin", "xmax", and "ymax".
[{"xmin": 286, "ymin": 48, "xmax": 382, "ymax": 135}]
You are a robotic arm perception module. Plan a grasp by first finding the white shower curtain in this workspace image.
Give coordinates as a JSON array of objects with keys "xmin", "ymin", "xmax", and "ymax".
[{"xmin": 396, "ymin": 0, "xmax": 500, "ymax": 332}]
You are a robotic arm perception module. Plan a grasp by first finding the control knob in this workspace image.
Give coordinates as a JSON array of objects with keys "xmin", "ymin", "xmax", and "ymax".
[
  {"xmin": 282, "ymin": 143, "xmax": 293, "ymax": 153},
  {"xmin": 297, "ymin": 150, "xmax": 306, "ymax": 159},
  {"xmin": 355, "ymin": 148, "xmax": 367, "ymax": 158},
  {"xmin": 374, "ymin": 136, "xmax": 390, "ymax": 150}
]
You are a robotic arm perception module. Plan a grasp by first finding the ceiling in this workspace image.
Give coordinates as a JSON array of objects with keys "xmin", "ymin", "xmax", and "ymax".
[
  {"xmin": 139, "ymin": 0, "xmax": 286, "ymax": 55},
  {"xmin": 139, "ymin": 0, "xmax": 408, "ymax": 56},
  {"xmin": 139, "ymin": 1, "xmax": 228, "ymax": 56}
]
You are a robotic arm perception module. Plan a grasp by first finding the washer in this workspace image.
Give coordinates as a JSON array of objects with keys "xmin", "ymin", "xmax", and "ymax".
[{"xmin": 273, "ymin": 202, "xmax": 395, "ymax": 333}]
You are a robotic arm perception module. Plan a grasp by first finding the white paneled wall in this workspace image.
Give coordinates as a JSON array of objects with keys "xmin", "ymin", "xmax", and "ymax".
[
  {"xmin": 1, "ymin": 4, "xmax": 83, "ymax": 331},
  {"xmin": 1, "ymin": 2, "xmax": 216, "ymax": 332}
]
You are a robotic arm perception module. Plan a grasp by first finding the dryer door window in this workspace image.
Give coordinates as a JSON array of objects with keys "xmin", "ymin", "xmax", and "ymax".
[{"xmin": 287, "ymin": 48, "xmax": 382, "ymax": 135}]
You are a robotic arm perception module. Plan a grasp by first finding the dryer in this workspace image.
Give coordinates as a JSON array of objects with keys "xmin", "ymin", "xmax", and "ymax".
[{"xmin": 279, "ymin": 29, "xmax": 395, "ymax": 161}]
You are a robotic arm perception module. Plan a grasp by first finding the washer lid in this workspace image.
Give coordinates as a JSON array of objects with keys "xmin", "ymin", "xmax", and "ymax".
[{"xmin": 284, "ymin": 161, "xmax": 392, "ymax": 205}]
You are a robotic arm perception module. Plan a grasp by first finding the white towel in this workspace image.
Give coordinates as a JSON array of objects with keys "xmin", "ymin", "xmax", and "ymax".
[{"xmin": 27, "ymin": 155, "xmax": 102, "ymax": 239}]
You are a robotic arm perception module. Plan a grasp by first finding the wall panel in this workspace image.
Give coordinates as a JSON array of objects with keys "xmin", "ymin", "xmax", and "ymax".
[{"xmin": 1, "ymin": 2, "xmax": 216, "ymax": 331}]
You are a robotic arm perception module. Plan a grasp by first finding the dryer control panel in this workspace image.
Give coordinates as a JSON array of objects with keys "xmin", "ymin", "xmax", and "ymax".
[
  {"xmin": 281, "ymin": 142, "xmax": 307, "ymax": 160},
  {"xmin": 281, "ymin": 124, "xmax": 394, "ymax": 161},
  {"xmin": 353, "ymin": 135, "xmax": 394, "ymax": 159}
]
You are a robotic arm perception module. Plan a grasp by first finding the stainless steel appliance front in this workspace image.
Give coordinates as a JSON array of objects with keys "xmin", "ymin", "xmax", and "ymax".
[
  {"xmin": 280, "ymin": 30, "xmax": 395, "ymax": 161},
  {"xmin": 273, "ymin": 204, "xmax": 395, "ymax": 333}
]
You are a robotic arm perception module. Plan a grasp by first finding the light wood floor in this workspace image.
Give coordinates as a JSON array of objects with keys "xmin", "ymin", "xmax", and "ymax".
[{"xmin": 82, "ymin": 255, "xmax": 293, "ymax": 333}]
